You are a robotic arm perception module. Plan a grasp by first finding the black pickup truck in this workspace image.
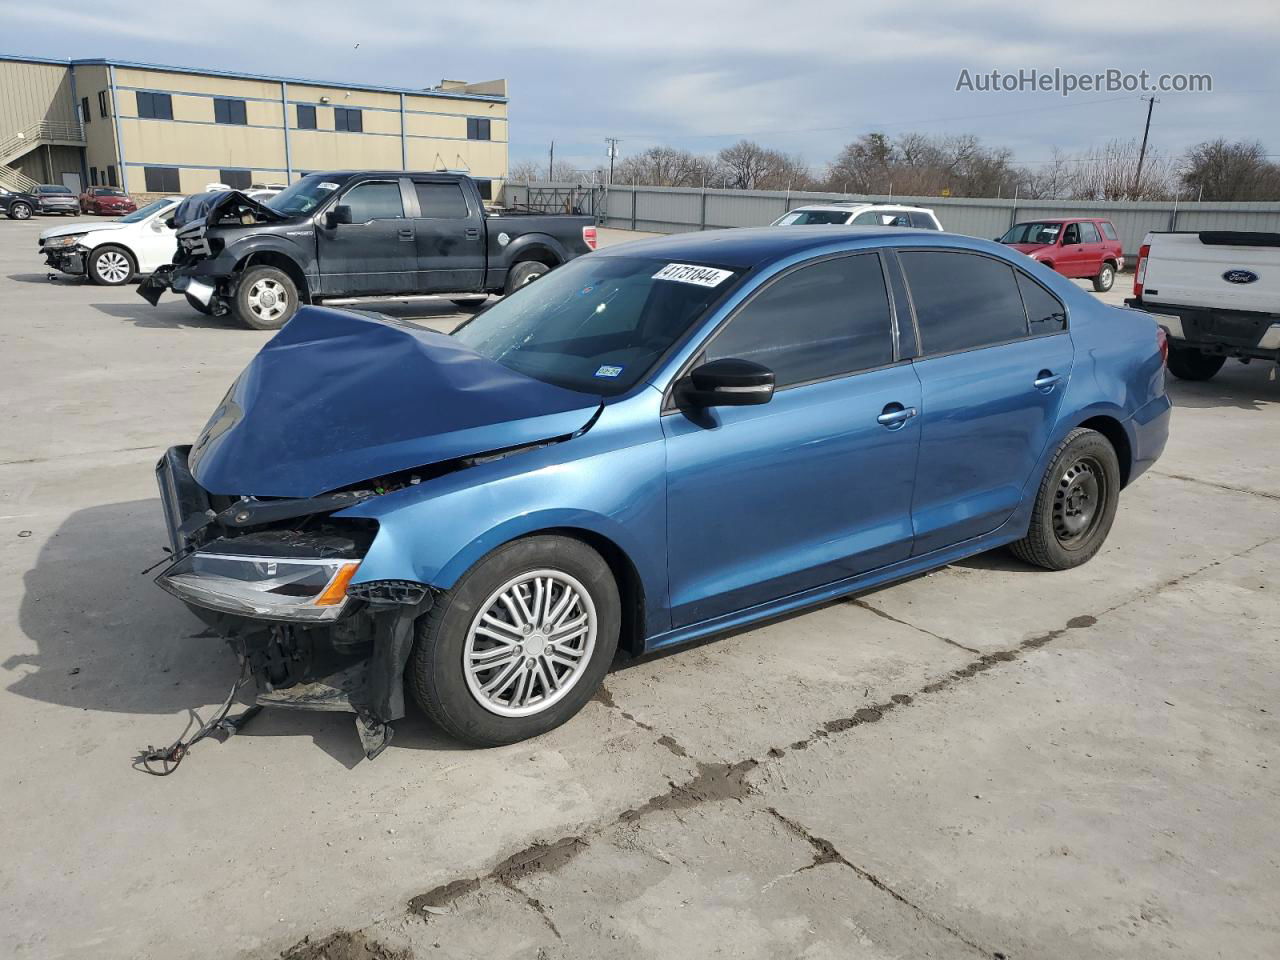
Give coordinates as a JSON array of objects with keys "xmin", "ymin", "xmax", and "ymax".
[{"xmin": 138, "ymin": 171, "xmax": 597, "ymax": 329}]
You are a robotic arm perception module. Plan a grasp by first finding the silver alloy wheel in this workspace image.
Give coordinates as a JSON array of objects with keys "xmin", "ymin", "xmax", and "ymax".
[
  {"xmin": 11, "ymin": 202, "xmax": 31, "ymax": 220},
  {"xmin": 95, "ymin": 250, "xmax": 132, "ymax": 284},
  {"xmin": 247, "ymin": 277, "xmax": 288, "ymax": 323},
  {"xmin": 462, "ymin": 569, "xmax": 597, "ymax": 718},
  {"xmin": 1099, "ymin": 265, "xmax": 1114, "ymax": 288}
]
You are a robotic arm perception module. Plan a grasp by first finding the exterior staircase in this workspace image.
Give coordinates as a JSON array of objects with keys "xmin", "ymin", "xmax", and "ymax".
[{"xmin": 0, "ymin": 119, "xmax": 85, "ymax": 192}]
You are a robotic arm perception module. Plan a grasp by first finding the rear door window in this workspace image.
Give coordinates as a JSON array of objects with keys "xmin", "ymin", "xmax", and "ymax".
[
  {"xmin": 414, "ymin": 182, "xmax": 470, "ymax": 218},
  {"xmin": 909, "ymin": 211, "xmax": 940, "ymax": 230},
  {"xmin": 1016, "ymin": 272, "xmax": 1067, "ymax": 334},
  {"xmin": 1078, "ymin": 222, "xmax": 1100, "ymax": 244},
  {"xmin": 900, "ymin": 251, "xmax": 1029, "ymax": 355},
  {"xmin": 704, "ymin": 253, "xmax": 894, "ymax": 387}
]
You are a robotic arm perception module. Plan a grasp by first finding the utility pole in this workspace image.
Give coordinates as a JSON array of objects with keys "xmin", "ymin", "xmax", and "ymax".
[
  {"xmin": 1132, "ymin": 96, "xmax": 1158, "ymax": 199},
  {"xmin": 548, "ymin": 140, "xmax": 555, "ymax": 181},
  {"xmin": 605, "ymin": 138, "xmax": 620, "ymax": 185}
]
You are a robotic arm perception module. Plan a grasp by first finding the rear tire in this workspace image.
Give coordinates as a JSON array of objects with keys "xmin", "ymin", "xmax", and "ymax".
[
  {"xmin": 1166, "ymin": 346, "xmax": 1225, "ymax": 381},
  {"xmin": 504, "ymin": 260, "xmax": 550, "ymax": 295},
  {"xmin": 1092, "ymin": 263, "xmax": 1115, "ymax": 292},
  {"xmin": 233, "ymin": 265, "xmax": 299, "ymax": 330},
  {"xmin": 407, "ymin": 535, "xmax": 620, "ymax": 746},
  {"xmin": 1010, "ymin": 428, "xmax": 1121, "ymax": 571},
  {"xmin": 88, "ymin": 245, "xmax": 136, "ymax": 285}
]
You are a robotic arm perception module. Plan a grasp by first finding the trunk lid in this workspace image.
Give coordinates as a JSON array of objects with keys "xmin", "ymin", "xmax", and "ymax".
[
  {"xmin": 1142, "ymin": 232, "xmax": 1280, "ymax": 314},
  {"xmin": 187, "ymin": 307, "xmax": 601, "ymax": 498}
]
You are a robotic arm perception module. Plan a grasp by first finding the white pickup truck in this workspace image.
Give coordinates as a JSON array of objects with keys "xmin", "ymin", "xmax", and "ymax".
[{"xmin": 1126, "ymin": 231, "xmax": 1280, "ymax": 380}]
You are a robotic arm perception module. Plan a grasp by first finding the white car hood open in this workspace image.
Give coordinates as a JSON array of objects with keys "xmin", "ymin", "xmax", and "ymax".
[{"xmin": 39, "ymin": 221, "xmax": 129, "ymax": 241}]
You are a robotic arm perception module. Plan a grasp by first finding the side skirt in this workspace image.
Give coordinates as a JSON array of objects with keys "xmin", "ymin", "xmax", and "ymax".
[{"xmin": 642, "ymin": 524, "xmax": 1027, "ymax": 654}]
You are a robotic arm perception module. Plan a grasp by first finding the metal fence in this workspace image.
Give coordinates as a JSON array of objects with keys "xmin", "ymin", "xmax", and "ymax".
[{"xmin": 502, "ymin": 181, "xmax": 1280, "ymax": 259}]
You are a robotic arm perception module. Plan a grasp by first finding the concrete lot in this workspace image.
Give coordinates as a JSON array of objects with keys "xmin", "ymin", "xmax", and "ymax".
[{"xmin": 1, "ymin": 216, "xmax": 1278, "ymax": 960}]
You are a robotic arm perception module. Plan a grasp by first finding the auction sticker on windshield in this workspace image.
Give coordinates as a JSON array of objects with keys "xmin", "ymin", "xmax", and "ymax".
[{"xmin": 652, "ymin": 263, "xmax": 734, "ymax": 287}]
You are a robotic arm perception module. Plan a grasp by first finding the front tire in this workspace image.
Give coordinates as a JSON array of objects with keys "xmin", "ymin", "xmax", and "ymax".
[
  {"xmin": 1092, "ymin": 263, "xmax": 1115, "ymax": 292},
  {"xmin": 233, "ymin": 265, "xmax": 299, "ymax": 330},
  {"xmin": 88, "ymin": 245, "xmax": 136, "ymax": 285},
  {"xmin": 9, "ymin": 201, "xmax": 31, "ymax": 220},
  {"xmin": 1166, "ymin": 346, "xmax": 1225, "ymax": 381},
  {"xmin": 1010, "ymin": 428, "xmax": 1121, "ymax": 571},
  {"xmin": 504, "ymin": 260, "xmax": 550, "ymax": 295},
  {"xmin": 408, "ymin": 535, "xmax": 621, "ymax": 746}
]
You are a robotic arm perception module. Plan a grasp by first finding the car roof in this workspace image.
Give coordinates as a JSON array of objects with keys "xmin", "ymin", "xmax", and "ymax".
[
  {"xmin": 596, "ymin": 225, "xmax": 960, "ymax": 269},
  {"xmin": 789, "ymin": 203, "xmax": 935, "ymax": 214},
  {"xmin": 1014, "ymin": 217, "xmax": 1112, "ymax": 224}
]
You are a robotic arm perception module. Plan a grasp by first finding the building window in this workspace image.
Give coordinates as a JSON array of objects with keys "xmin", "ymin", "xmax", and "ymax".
[
  {"xmin": 144, "ymin": 166, "xmax": 181, "ymax": 193},
  {"xmin": 219, "ymin": 169, "xmax": 252, "ymax": 190},
  {"xmin": 473, "ymin": 178, "xmax": 493, "ymax": 201},
  {"xmin": 106, "ymin": 165, "xmax": 117, "ymax": 187},
  {"xmin": 81, "ymin": 97, "xmax": 91, "ymax": 124},
  {"xmin": 98, "ymin": 90, "xmax": 110, "ymax": 118},
  {"xmin": 214, "ymin": 98, "xmax": 248, "ymax": 125},
  {"xmin": 295, "ymin": 104, "xmax": 317, "ymax": 129},
  {"xmin": 90, "ymin": 167, "xmax": 99, "ymax": 186},
  {"xmin": 334, "ymin": 107, "xmax": 363, "ymax": 132},
  {"xmin": 466, "ymin": 117, "xmax": 491, "ymax": 141},
  {"xmin": 136, "ymin": 91, "xmax": 174, "ymax": 120}
]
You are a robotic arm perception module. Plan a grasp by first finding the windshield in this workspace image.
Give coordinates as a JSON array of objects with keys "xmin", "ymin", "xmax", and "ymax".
[
  {"xmin": 265, "ymin": 175, "xmax": 347, "ymax": 216},
  {"xmin": 774, "ymin": 210, "xmax": 852, "ymax": 225},
  {"xmin": 1001, "ymin": 221, "xmax": 1063, "ymax": 244},
  {"xmin": 119, "ymin": 198, "xmax": 175, "ymax": 223},
  {"xmin": 452, "ymin": 255, "xmax": 744, "ymax": 395},
  {"xmin": 95, "ymin": 188, "xmax": 126, "ymax": 197}
]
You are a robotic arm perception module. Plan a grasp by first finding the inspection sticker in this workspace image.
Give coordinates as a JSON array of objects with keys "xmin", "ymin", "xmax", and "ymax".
[
  {"xmin": 652, "ymin": 263, "xmax": 734, "ymax": 287},
  {"xmin": 594, "ymin": 365, "xmax": 624, "ymax": 379}
]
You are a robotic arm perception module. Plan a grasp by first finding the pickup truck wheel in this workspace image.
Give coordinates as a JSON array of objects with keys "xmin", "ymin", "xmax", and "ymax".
[
  {"xmin": 9, "ymin": 201, "xmax": 31, "ymax": 220},
  {"xmin": 1092, "ymin": 263, "xmax": 1116, "ymax": 292},
  {"xmin": 504, "ymin": 260, "xmax": 550, "ymax": 295},
  {"xmin": 450, "ymin": 297, "xmax": 488, "ymax": 312},
  {"xmin": 88, "ymin": 245, "xmax": 136, "ymax": 285},
  {"xmin": 1166, "ymin": 346, "xmax": 1225, "ymax": 381},
  {"xmin": 234, "ymin": 265, "xmax": 298, "ymax": 330},
  {"xmin": 1010, "ymin": 428, "xmax": 1120, "ymax": 571},
  {"xmin": 407, "ymin": 535, "xmax": 621, "ymax": 747}
]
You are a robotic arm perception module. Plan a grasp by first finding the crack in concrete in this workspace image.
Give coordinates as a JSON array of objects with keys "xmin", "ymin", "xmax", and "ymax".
[
  {"xmin": 848, "ymin": 598, "xmax": 982, "ymax": 654},
  {"xmin": 498, "ymin": 878, "xmax": 562, "ymax": 939},
  {"xmin": 407, "ymin": 837, "xmax": 588, "ymax": 920},
  {"xmin": 1151, "ymin": 470, "xmax": 1280, "ymax": 502},
  {"xmin": 767, "ymin": 807, "xmax": 998, "ymax": 958},
  {"xmin": 595, "ymin": 683, "xmax": 691, "ymax": 758}
]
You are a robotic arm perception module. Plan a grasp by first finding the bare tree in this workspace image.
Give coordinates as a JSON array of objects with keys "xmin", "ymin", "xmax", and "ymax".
[
  {"xmin": 1179, "ymin": 139, "xmax": 1280, "ymax": 200},
  {"xmin": 1067, "ymin": 138, "xmax": 1174, "ymax": 200},
  {"xmin": 613, "ymin": 146, "xmax": 718, "ymax": 187},
  {"xmin": 824, "ymin": 131, "xmax": 1019, "ymax": 198},
  {"xmin": 507, "ymin": 160, "xmax": 543, "ymax": 183},
  {"xmin": 717, "ymin": 140, "xmax": 813, "ymax": 190}
]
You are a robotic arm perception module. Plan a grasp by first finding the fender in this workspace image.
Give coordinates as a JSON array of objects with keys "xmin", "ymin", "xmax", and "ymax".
[
  {"xmin": 338, "ymin": 390, "xmax": 674, "ymax": 637},
  {"xmin": 227, "ymin": 234, "xmax": 317, "ymax": 285},
  {"xmin": 503, "ymin": 232, "xmax": 569, "ymax": 267}
]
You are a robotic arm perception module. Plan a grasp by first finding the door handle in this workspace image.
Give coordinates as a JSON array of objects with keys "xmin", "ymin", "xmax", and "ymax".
[
  {"xmin": 877, "ymin": 404, "xmax": 918, "ymax": 429},
  {"xmin": 398, "ymin": 228, "xmax": 414, "ymax": 241},
  {"xmin": 465, "ymin": 227, "xmax": 480, "ymax": 240},
  {"xmin": 1034, "ymin": 371, "xmax": 1063, "ymax": 391}
]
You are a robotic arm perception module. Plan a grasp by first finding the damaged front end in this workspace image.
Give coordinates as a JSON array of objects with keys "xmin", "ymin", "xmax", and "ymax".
[{"xmin": 154, "ymin": 445, "xmax": 433, "ymax": 759}]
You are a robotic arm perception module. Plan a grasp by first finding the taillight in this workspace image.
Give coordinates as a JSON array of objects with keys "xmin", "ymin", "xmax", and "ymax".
[
  {"xmin": 1156, "ymin": 325, "xmax": 1168, "ymax": 366},
  {"xmin": 582, "ymin": 225, "xmax": 598, "ymax": 250},
  {"xmin": 1133, "ymin": 243, "xmax": 1149, "ymax": 298}
]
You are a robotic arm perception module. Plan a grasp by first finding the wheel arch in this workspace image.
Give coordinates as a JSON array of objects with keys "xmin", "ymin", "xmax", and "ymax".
[
  {"xmin": 1076, "ymin": 413, "xmax": 1133, "ymax": 487},
  {"xmin": 505, "ymin": 234, "xmax": 567, "ymax": 268},
  {"xmin": 236, "ymin": 249, "xmax": 310, "ymax": 301}
]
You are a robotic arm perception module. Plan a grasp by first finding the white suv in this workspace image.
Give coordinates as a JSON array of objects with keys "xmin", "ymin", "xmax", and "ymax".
[{"xmin": 773, "ymin": 203, "xmax": 943, "ymax": 230}]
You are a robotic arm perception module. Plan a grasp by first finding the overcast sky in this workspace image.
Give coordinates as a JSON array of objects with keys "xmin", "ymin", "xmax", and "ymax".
[{"xmin": 5, "ymin": 0, "xmax": 1278, "ymax": 175}]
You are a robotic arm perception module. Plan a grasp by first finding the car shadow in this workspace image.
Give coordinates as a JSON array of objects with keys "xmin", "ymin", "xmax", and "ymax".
[
  {"xmin": 6, "ymin": 272, "xmax": 80, "ymax": 285},
  {"xmin": 90, "ymin": 300, "xmax": 239, "ymax": 331},
  {"xmin": 1165, "ymin": 361, "xmax": 1278, "ymax": 411},
  {"xmin": 9, "ymin": 498, "xmax": 466, "ymax": 768}
]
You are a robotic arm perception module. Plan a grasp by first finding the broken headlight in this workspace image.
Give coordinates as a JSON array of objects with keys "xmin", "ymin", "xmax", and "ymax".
[
  {"xmin": 44, "ymin": 234, "xmax": 85, "ymax": 248},
  {"xmin": 156, "ymin": 552, "xmax": 360, "ymax": 622}
]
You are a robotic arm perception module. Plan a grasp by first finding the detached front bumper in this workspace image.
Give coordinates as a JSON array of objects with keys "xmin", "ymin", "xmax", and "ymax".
[
  {"xmin": 138, "ymin": 263, "xmax": 225, "ymax": 313},
  {"xmin": 153, "ymin": 446, "xmax": 434, "ymax": 756}
]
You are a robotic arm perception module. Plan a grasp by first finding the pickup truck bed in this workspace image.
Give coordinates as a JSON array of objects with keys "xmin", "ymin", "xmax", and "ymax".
[
  {"xmin": 139, "ymin": 171, "xmax": 597, "ymax": 329},
  {"xmin": 1126, "ymin": 230, "xmax": 1280, "ymax": 380}
]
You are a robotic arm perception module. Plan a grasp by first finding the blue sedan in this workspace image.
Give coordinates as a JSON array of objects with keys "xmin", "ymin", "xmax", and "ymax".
[{"xmin": 154, "ymin": 227, "xmax": 1171, "ymax": 753}]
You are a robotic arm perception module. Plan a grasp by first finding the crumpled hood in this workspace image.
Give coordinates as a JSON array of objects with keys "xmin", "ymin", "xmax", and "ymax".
[
  {"xmin": 188, "ymin": 307, "xmax": 601, "ymax": 498},
  {"xmin": 40, "ymin": 220, "xmax": 126, "ymax": 241},
  {"xmin": 173, "ymin": 189, "xmax": 289, "ymax": 229}
]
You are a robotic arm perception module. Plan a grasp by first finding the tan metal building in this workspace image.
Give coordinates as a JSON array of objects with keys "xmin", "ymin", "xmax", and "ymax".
[{"xmin": 1, "ymin": 55, "xmax": 508, "ymax": 199}]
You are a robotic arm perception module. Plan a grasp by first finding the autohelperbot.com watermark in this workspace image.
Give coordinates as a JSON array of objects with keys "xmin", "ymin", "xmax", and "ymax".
[{"xmin": 956, "ymin": 68, "xmax": 1212, "ymax": 97}]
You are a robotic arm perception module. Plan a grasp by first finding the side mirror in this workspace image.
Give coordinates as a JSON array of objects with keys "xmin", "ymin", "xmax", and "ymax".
[
  {"xmin": 326, "ymin": 204, "xmax": 353, "ymax": 228},
  {"xmin": 679, "ymin": 358, "xmax": 775, "ymax": 408}
]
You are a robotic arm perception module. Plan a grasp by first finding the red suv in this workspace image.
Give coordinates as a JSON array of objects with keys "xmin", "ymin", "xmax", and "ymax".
[
  {"xmin": 79, "ymin": 187, "xmax": 138, "ymax": 216},
  {"xmin": 998, "ymin": 218, "xmax": 1125, "ymax": 292}
]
